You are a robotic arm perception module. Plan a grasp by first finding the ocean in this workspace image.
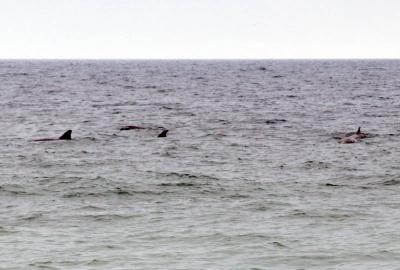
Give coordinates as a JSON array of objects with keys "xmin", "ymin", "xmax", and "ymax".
[{"xmin": 1, "ymin": 60, "xmax": 400, "ymax": 269}]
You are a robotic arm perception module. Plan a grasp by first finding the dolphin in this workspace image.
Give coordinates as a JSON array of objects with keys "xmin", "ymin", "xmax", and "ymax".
[
  {"xmin": 33, "ymin": 130, "xmax": 72, "ymax": 141},
  {"xmin": 120, "ymin": 125, "xmax": 146, "ymax": 130},
  {"xmin": 120, "ymin": 125, "xmax": 167, "ymax": 131},
  {"xmin": 158, "ymin": 130, "xmax": 168, "ymax": 137},
  {"xmin": 339, "ymin": 127, "xmax": 368, "ymax": 144}
]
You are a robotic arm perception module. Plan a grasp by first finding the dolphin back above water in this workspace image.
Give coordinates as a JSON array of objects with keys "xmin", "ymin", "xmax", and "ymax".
[
  {"xmin": 120, "ymin": 125, "xmax": 146, "ymax": 130},
  {"xmin": 33, "ymin": 130, "xmax": 72, "ymax": 141},
  {"xmin": 339, "ymin": 127, "xmax": 368, "ymax": 144}
]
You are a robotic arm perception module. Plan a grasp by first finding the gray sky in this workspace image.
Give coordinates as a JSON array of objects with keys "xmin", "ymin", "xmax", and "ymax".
[{"xmin": 1, "ymin": 0, "xmax": 400, "ymax": 59}]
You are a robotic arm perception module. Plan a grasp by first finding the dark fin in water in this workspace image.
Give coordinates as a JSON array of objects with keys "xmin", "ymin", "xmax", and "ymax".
[
  {"xmin": 158, "ymin": 130, "xmax": 168, "ymax": 137},
  {"xmin": 356, "ymin": 127, "xmax": 361, "ymax": 134},
  {"xmin": 59, "ymin": 130, "xmax": 72, "ymax": 140}
]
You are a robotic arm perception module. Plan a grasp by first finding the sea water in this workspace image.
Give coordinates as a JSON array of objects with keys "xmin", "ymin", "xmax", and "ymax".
[{"xmin": 1, "ymin": 60, "xmax": 400, "ymax": 269}]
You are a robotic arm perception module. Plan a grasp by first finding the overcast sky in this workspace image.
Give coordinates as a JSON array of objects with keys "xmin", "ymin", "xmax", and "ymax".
[{"xmin": 1, "ymin": 0, "xmax": 399, "ymax": 59}]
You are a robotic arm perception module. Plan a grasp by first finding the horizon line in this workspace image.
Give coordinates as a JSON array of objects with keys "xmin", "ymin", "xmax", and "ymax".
[{"xmin": 1, "ymin": 58, "xmax": 400, "ymax": 61}]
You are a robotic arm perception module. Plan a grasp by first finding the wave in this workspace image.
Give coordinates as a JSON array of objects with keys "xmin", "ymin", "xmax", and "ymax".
[
  {"xmin": 379, "ymin": 179, "xmax": 400, "ymax": 186},
  {"xmin": 156, "ymin": 172, "xmax": 220, "ymax": 182},
  {"xmin": 0, "ymin": 184, "xmax": 37, "ymax": 196},
  {"xmin": 72, "ymin": 213, "xmax": 140, "ymax": 221},
  {"xmin": 62, "ymin": 188, "xmax": 173, "ymax": 198}
]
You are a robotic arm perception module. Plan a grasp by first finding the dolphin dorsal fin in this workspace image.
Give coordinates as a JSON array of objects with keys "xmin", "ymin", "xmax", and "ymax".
[
  {"xmin": 59, "ymin": 130, "xmax": 72, "ymax": 140},
  {"xmin": 356, "ymin": 127, "xmax": 361, "ymax": 134},
  {"xmin": 158, "ymin": 130, "xmax": 168, "ymax": 137}
]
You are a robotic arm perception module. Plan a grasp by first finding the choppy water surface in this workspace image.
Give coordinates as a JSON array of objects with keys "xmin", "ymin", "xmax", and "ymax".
[{"xmin": 1, "ymin": 60, "xmax": 400, "ymax": 269}]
